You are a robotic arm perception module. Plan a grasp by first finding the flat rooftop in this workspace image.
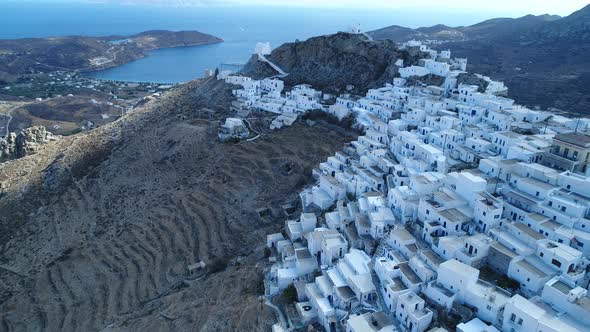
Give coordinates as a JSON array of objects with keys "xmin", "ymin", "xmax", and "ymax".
[
  {"xmin": 399, "ymin": 262, "xmax": 423, "ymax": 284},
  {"xmin": 388, "ymin": 277, "xmax": 408, "ymax": 292},
  {"xmin": 513, "ymin": 223, "xmax": 546, "ymax": 240},
  {"xmin": 422, "ymin": 249, "xmax": 445, "ymax": 266},
  {"xmin": 335, "ymin": 285, "xmax": 356, "ymax": 301},
  {"xmin": 295, "ymin": 248, "xmax": 313, "ymax": 260},
  {"xmin": 391, "ymin": 228, "xmax": 415, "ymax": 242},
  {"xmin": 520, "ymin": 177, "xmax": 557, "ymax": 191},
  {"xmin": 406, "ymin": 243, "xmax": 418, "ymax": 254},
  {"xmin": 554, "ymin": 132, "xmax": 590, "ymax": 148},
  {"xmin": 551, "ymin": 280, "xmax": 573, "ymax": 295},
  {"xmin": 516, "ymin": 259, "xmax": 547, "ymax": 278},
  {"xmin": 490, "ymin": 242, "xmax": 519, "ymax": 259},
  {"xmin": 439, "ymin": 208, "xmax": 470, "ymax": 222}
]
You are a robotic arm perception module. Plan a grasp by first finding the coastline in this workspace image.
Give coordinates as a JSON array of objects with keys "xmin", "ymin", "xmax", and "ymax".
[{"xmin": 80, "ymin": 38, "xmax": 224, "ymax": 74}]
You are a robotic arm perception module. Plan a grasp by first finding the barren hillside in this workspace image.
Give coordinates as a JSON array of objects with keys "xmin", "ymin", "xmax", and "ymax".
[{"xmin": 0, "ymin": 78, "xmax": 357, "ymax": 331}]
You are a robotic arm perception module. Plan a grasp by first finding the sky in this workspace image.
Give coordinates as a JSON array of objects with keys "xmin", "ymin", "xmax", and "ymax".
[{"xmin": 74, "ymin": 0, "xmax": 589, "ymax": 17}]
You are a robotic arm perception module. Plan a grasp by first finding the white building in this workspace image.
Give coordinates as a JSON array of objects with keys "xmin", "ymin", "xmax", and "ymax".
[
  {"xmin": 346, "ymin": 311, "xmax": 395, "ymax": 332},
  {"xmin": 395, "ymin": 291, "xmax": 433, "ymax": 332}
]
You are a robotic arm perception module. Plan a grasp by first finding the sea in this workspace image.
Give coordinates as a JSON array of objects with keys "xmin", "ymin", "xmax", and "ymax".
[{"xmin": 0, "ymin": 1, "xmax": 507, "ymax": 83}]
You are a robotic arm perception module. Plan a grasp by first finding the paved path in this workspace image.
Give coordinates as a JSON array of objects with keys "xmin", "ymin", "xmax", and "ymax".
[
  {"xmin": 261, "ymin": 296, "xmax": 291, "ymax": 331},
  {"xmin": 257, "ymin": 53, "xmax": 289, "ymax": 78},
  {"xmin": 361, "ymin": 32, "xmax": 374, "ymax": 41}
]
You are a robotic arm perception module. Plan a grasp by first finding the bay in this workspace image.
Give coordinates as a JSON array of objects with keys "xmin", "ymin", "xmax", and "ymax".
[{"xmin": 0, "ymin": 1, "xmax": 507, "ymax": 83}]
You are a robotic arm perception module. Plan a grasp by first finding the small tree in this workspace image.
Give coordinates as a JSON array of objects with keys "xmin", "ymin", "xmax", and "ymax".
[
  {"xmin": 282, "ymin": 284, "xmax": 297, "ymax": 302},
  {"xmin": 214, "ymin": 67, "xmax": 220, "ymax": 78},
  {"xmin": 207, "ymin": 257, "xmax": 228, "ymax": 273},
  {"xmin": 346, "ymin": 192, "xmax": 357, "ymax": 202}
]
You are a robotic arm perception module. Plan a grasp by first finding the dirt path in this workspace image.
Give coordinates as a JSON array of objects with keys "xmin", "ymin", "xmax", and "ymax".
[{"xmin": 1, "ymin": 105, "xmax": 20, "ymax": 137}]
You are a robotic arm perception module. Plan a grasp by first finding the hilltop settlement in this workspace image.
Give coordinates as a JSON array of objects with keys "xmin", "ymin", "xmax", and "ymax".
[{"xmin": 219, "ymin": 37, "xmax": 590, "ymax": 332}]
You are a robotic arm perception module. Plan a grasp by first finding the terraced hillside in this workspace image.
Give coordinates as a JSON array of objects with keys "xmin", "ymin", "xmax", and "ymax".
[{"xmin": 0, "ymin": 78, "xmax": 357, "ymax": 331}]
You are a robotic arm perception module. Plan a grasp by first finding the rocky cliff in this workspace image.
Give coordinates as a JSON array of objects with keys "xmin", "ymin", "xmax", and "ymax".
[{"xmin": 241, "ymin": 32, "xmax": 424, "ymax": 95}]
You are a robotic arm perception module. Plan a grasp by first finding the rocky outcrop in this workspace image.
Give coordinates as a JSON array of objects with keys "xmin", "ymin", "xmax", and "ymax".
[
  {"xmin": 456, "ymin": 73, "xmax": 489, "ymax": 93},
  {"xmin": 241, "ymin": 32, "xmax": 425, "ymax": 95},
  {"xmin": 0, "ymin": 126, "xmax": 57, "ymax": 161}
]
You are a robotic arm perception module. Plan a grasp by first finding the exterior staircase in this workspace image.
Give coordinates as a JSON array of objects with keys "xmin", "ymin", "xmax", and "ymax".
[{"xmin": 257, "ymin": 53, "xmax": 289, "ymax": 78}]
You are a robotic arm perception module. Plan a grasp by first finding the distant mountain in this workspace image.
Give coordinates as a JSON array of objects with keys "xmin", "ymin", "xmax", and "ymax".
[
  {"xmin": 369, "ymin": 4, "xmax": 590, "ymax": 115},
  {"xmin": 524, "ymin": 5, "xmax": 590, "ymax": 41},
  {"xmin": 369, "ymin": 13, "xmax": 561, "ymax": 43}
]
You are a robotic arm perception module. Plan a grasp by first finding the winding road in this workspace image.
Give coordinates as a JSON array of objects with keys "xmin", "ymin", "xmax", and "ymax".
[{"xmin": 1, "ymin": 105, "xmax": 18, "ymax": 137}]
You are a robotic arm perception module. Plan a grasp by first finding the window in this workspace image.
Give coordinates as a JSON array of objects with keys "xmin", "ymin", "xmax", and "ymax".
[
  {"xmin": 551, "ymin": 259, "xmax": 562, "ymax": 268},
  {"xmin": 517, "ymin": 318, "xmax": 523, "ymax": 326},
  {"xmin": 540, "ymin": 252, "xmax": 544, "ymax": 257},
  {"xmin": 510, "ymin": 314, "xmax": 516, "ymax": 322},
  {"xmin": 548, "ymin": 201, "xmax": 553, "ymax": 207},
  {"xmin": 561, "ymin": 206, "xmax": 566, "ymax": 212}
]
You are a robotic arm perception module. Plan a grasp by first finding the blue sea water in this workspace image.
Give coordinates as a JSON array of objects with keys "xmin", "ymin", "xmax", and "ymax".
[{"xmin": 0, "ymin": 1, "xmax": 508, "ymax": 83}]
